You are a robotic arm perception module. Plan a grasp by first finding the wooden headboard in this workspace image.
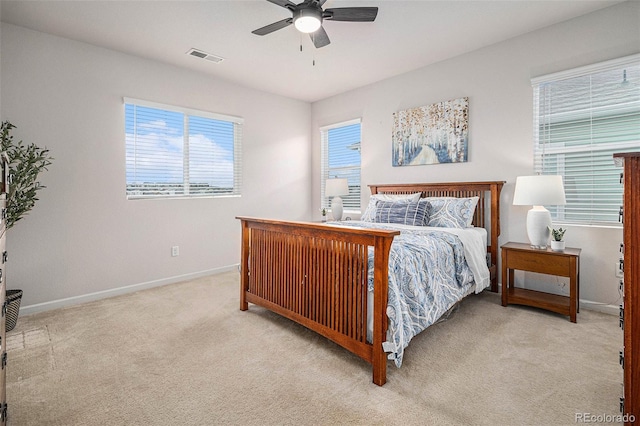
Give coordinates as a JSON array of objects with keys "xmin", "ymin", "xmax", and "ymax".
[{"xmin": 369, "ymin": 181, "xmax": 505, "ymax": 292}]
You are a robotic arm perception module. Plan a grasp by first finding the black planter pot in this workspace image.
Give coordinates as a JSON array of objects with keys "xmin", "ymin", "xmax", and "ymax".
[{"xmin": 6, "ymin": 289, "xmax": 22, "ymax": 332}]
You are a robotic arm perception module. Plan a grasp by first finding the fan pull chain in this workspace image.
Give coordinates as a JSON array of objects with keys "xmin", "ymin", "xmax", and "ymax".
[{"xmin": 297, "ymin": 33, "xmax": 316, "ymax": 66}]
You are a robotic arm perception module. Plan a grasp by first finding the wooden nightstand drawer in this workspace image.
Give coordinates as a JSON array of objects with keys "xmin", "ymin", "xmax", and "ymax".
[{"xmin": 505, "ymin": 250, "xmax": 571, "ymax": 276}]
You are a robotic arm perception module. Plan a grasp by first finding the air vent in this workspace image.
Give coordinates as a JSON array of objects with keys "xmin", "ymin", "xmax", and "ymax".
[{"xmin": 186, "ymin": 48, "xmax": 224, "ymax": 64}]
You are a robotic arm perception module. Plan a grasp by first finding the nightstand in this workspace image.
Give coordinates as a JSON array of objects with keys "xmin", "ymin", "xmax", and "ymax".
[{"xmin": 501, "ymin": 242, "xmax": 581, "ymax": 323}]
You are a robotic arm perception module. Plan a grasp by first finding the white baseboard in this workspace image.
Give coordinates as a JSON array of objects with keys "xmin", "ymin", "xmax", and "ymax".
[
  {"xmin": 579, "ymin": 299, "xmax": 620, "ymax": 316},
  {"xmin": 20, "ymin": 265, "xmax": 239, "ymax": 316},
  {"xmin": 21, "ymin": 269, "xmax": 620, "ymax": 318}
]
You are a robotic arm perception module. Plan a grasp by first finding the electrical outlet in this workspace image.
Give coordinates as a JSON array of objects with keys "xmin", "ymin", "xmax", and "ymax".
[
  {"xmin": 171, "ymin": 246, "xmax": 179, "ymax": 257},
  {"xmin": 615, "ymin": 260, "xmax": 624, "ymax": 278}
]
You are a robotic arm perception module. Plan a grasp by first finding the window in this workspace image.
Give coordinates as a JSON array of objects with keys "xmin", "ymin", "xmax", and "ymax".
[
  {"xmin": 125, "ymin": 98, "xmax": 242, "ymax": 199},
  {"xmin": 532, "ymin": 54, "xmax": 640, "ymax": 225},
  {"xmin": 321, "ymin": 119, "xmax": 361, "ymax": 212}
]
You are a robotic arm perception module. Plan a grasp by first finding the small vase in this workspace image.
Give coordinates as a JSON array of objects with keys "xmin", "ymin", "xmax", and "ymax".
[{"xmin": 550, "ymin": 240, "xmax": 565, "ymax": 251}]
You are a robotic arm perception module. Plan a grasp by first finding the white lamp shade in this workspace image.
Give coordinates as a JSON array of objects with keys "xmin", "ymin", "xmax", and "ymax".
[
  {"xmin": 513, "ymin": 175, "xmax": 566, "ymax": 206},
  {"xmin": 325, "ymin": 178, "xmax": 349, "ymax": 197}
]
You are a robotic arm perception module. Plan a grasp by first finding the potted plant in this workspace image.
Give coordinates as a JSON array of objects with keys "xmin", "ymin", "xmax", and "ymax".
[
  {"xmin": 320, "ymin": 208, "xmax": 327, "ymax": 222},
  {"xmin": 0, "ymin": 120, "xmax": 53, "ymax": 331},
  {"xmin": 548, "ymin": 226, "xmax": 566, "ymax": 251}
]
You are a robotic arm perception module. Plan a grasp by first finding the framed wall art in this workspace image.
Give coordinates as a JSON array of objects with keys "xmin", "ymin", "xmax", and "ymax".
[{"xmin": 392, "ymin": 97, "xmax": 469, "ymax": 166}]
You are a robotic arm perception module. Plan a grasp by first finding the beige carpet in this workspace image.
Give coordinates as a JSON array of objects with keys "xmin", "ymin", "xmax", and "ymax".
[{"xmin": 7, "ymin": 271, "xmax": 622, "ymax": 425}]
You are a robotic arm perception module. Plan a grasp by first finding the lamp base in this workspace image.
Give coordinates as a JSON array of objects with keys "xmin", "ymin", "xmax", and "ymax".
[
  {"xmin": 331, "ymin": 196, "xmax": 343, "ymax": 221},
  {"xmin": 526, "ymin": 206, "xmax": 552, "ymax": 249}
]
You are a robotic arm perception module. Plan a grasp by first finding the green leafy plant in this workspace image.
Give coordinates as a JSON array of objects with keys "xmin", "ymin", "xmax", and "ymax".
[
  {"xmin": 0, "ymin": 121, "xmax": 53, "ymax": 229},
  {"xmin": 548, "ymin": 226, "xmax": 566, "ymax": 242}
]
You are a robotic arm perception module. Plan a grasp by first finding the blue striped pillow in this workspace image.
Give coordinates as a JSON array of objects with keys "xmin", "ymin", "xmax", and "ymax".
[
  {"xmin": 361, "ymin": 192, "xmax": 422, "ymax": 222},
  {"xmin": 374, "ymin": 199, "xmax": 430, "ymax": 226}
]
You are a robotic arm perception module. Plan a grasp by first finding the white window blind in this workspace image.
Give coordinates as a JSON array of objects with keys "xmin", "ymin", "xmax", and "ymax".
[
  {"xmin": 532, "ymin": 54, "xmax": 640, "ymax": 225},
  {"xmin": 125, "ymin": 98, "xmax": 242, "ymax": 199},
  {"xmin": 321, "ymin": 119, "xmax": 361, "ymax": 212}
]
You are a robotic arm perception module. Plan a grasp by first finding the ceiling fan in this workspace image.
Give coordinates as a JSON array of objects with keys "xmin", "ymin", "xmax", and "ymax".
[{"xmin": 252, "ymin": 0, "xmax": 378, "ymax": 48}]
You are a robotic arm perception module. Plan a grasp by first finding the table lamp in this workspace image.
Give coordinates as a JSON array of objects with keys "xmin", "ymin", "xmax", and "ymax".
[
  {"xmin": 325, "ymin": 178, "xmax": 349, "ymax": 221},
  {"xmin": 513, "ymin": 175, "xmax": 566, "ymax": 249}
]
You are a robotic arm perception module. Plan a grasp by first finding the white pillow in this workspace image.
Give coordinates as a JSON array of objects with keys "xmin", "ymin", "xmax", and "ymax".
[{"xmin": 361, "ymin": 192, "xmax": 422, "ymax": 222}]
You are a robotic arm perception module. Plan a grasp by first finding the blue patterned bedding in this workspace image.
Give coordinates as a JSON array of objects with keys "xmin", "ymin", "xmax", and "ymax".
[{"xmin": 328, "ymin": 221, "xmax": 486, "ymax": 368}]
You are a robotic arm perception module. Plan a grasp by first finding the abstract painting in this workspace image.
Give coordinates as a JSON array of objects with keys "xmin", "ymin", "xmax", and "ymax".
[{"xmin": 392, "ymin": 97, "xmax": 469, "ymax": 166}]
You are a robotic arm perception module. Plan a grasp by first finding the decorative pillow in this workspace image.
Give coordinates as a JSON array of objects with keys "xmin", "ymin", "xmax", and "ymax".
[
  {"xmin": 361, "ymin": 192, "xmax": 422, "ymax": 222},
  {"xmin": 374, "ymin": 199, "xmax": 430, "ymax": 226},
  {"xmin": 426, "ymin": 196, "xmax": 479, "ymax": 228}
]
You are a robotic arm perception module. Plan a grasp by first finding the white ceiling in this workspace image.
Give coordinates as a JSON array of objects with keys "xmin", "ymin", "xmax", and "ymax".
[{"xmin": 0, "ymin": 0, "xmax": 625, "ymax": 102}]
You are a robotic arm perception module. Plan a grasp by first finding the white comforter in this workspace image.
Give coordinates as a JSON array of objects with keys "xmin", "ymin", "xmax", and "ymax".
[{"xmin": 328, "ymin": 221, "xmax": 490, "ymax": 367}]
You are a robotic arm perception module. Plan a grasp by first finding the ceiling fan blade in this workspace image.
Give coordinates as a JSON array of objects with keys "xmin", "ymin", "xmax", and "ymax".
[
  {"xmin": 324, "ymin": 7, "xmax": 378, "ymax": 22},
  {"xmin": 252, "ymin": 18, "xmax": 293, "ymax": 36},
  {"xmin": 310, "ymin": 26, "xmax": 330, "ymax": 48},
  {"xmin": 266, "ymin": 0, "xmax": 297, "ymax": 10}
]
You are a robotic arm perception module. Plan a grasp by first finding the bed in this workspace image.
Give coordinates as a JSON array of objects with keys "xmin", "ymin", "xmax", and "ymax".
[{"xmin": 237, "ymin": 181, "xmax": 504, "ymax": 385}]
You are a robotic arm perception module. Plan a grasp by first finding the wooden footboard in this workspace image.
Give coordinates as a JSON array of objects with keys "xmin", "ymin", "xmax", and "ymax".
[{"xmin": 237, "ymin": 217, "xmax": 399, "ymax": 385}]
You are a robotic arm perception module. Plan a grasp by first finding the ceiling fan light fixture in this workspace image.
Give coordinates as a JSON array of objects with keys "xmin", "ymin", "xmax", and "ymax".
[
  {"xmin": 294, "ymin": 8, "xmax": 322, "ymax": 33},
  {"xmin": 252, "ymin": 1, "xmax": 378, "ymax": 48}
]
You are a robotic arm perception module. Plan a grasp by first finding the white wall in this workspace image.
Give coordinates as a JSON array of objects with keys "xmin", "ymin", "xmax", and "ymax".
[
  {"xmin": 2, "ymin": 2, "xmax": 638, "ymax": 314},
  {"xmin": 311, "ymin": 2, "xmax": 640, "ymax": 311},
  {"xmin": 0, "ymin": 23, "xmax": 312, "ymax": 309}
]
